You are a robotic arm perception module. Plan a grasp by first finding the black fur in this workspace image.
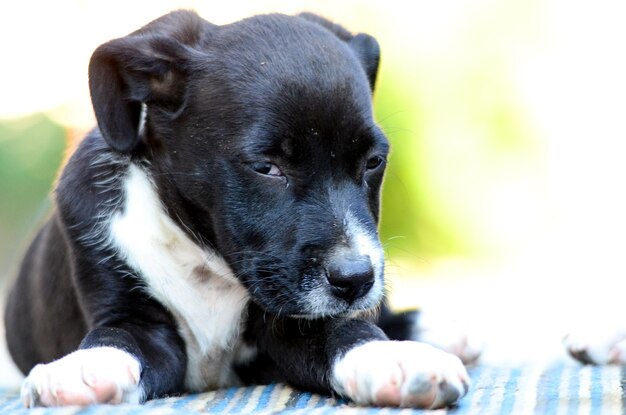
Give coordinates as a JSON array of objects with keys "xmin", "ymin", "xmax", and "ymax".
[{"xmin": 5, "ymin": 10, "xmax": 420, "ymax": 403}]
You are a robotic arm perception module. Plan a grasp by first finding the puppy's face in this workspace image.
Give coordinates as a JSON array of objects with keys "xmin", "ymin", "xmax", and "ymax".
[{"xmin": 89, "ymin": 12, "xmax": 388, "ymax": 317}]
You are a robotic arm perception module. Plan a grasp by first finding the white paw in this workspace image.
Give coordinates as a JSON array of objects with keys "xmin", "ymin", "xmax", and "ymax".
[
  {"xmin": 412, "ymin": 310, "xmax": 483, "ymax": 365},
  {"xmin": 21, "ymin": 347, "xmax": 142, "ymax": 407},
  {"xmin": 331, "ymin": 340, "xmax": 470, "ymax": 409},
  {"xmin": 564, "ymin": 325, "xmax": 626, "ymax": 365}
]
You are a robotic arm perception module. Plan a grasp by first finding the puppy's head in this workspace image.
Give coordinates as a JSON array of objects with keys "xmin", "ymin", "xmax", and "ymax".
[{"xmin": 89, "ymin": 10, "xmax": 388, "ymax": 318}]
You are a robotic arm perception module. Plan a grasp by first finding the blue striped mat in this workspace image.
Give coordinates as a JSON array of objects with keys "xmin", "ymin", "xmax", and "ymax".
[{"xmin": 1, "ymin": 364, "xmax": 624, "ymax": 414}]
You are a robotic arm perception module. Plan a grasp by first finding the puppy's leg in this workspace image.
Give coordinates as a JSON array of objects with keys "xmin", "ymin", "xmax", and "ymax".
[
  {"xmin": 246, "ymin": 310, "xmax": 469, "ymax": 409},
  {"xmin": 564, "ymin": 324, "xmax": 626, "ymax": 365},
  {"xmin": 377, "ymin": 303, "xmax": 483, "ymax": 365},
  {"xmin": 21, "ymin": 325, "xmax": 186, "ymax": 407}
]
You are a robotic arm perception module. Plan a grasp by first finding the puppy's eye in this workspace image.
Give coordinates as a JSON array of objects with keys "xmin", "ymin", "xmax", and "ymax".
[
  {"xmin": 365, "ymin": 156, "xmax": 386, "ymax": 171},
  {"xmin": 251, "ymin": 162, "xmax": 283, "ymax": 177}
]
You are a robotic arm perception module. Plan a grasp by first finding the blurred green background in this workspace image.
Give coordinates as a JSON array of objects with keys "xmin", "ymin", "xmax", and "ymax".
[
  {"xmin": 0, "ymin": 116, "xmax": 65, "ymax": 289},
  {"xmin": 1, "ymin": 0, "xmax": 626, "ymax": 299}
]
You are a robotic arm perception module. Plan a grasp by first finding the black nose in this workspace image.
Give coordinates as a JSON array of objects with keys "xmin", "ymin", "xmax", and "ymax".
[{"xmin": 326, "ymin": 256, "xmax": 375, "ymax": 304}]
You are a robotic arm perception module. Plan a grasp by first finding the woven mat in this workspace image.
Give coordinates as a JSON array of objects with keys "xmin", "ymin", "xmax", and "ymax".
[{"xmin": 1, "ymin": 363, "xmax": 624, "ymax": 414}]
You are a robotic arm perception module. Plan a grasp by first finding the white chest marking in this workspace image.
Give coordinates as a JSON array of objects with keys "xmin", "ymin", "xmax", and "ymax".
[{"xmin": 109, "ymin": 164, "xmax": 250, "ymax": 390}]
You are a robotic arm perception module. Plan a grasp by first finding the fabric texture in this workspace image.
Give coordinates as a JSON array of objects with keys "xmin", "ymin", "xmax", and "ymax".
[{"xmin": 1, "ymin": 363, "xmax": 624, "ymax": 414}]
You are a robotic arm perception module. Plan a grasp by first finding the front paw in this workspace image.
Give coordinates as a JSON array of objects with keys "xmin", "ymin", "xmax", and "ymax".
[
  {"xmin": 21, "ymin": 347, "xmax": 142, "ymax": 407},
  {"xmin": 331, "ymin": 340, "xmax": 469, "ymax": 409}
]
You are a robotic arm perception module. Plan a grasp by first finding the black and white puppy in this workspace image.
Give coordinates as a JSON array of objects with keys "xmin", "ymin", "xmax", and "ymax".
[{"xmin": 4, "ymin": 11, "xmax": 472, "ymax": 409}]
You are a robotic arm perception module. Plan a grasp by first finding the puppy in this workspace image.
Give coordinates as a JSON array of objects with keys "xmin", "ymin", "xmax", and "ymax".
[{"xmin": 4, "ymin": 10, "xmax": 472, "ymax": 409}]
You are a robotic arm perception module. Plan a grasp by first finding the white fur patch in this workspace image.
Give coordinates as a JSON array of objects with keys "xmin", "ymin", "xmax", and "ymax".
[
  {"xmin": 345, "ymin": 211, "xmax": 384, "ymax": 274},
  {"xmin": 331, "ymin": 340, "xmax": 469, "ymax": 409},
  {"xmin": 21, "ymin": 347, "xmax": 142, "ymax": 407},
  {"xmin": 109, "ymin": 164, "xmax": 250, "ymax": 390}
]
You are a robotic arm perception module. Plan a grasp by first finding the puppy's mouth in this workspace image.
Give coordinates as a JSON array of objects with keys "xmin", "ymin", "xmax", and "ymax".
[
  {"xmin": 237, "ymin": 223, "xmax": 386, "ymax": 318},
  {"xmin": 294, "ymin": 265, "xmax": 385, "ymax": 318},
  {"xmin": 242, "ymin": 262, "xmax": 384, "ymax": 319}
]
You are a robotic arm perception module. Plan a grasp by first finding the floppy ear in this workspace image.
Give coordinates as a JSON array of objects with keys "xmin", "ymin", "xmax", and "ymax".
[
  {"xmin": 88, "ymin": 10, "xmax": 209, "ymax": 153},
  {"xmin": 347, "ymin": 34, "xmax": 380, "ymax": 91},
  {"xmin": 297, "ymin": 13, "xmax": 381, "ymax": 91}
]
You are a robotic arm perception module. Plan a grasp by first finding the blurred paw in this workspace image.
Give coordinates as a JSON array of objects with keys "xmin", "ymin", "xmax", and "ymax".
[
  {"xmin": 564, "ymin": 325, "xmax": 626, "ymax": 365},
  {"xmin": 331, "ymin": 340, "xmax": 470, "ymax": 409},
  {"xmin": 21, "ymin": 347, "xmax": 142, "ymax": 407},
  {"xmin": 411, "ymin": 310, "xmax": 484, "ymax": 365}
]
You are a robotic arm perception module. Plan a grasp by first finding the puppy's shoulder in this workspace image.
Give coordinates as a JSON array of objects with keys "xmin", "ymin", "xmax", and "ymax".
[{"xmin": 55, "ymin": 129, "xmax": 129, "ymax": 236}]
